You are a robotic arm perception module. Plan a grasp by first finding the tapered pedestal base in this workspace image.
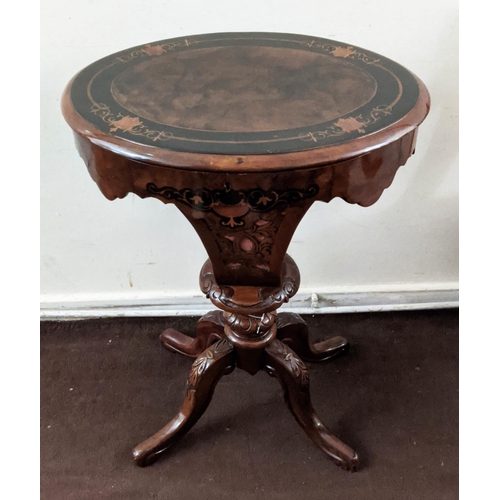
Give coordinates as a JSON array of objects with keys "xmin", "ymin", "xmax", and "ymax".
[{"xmin": 133, "ymin": 256, "xmax": 358, "ymax": 472}]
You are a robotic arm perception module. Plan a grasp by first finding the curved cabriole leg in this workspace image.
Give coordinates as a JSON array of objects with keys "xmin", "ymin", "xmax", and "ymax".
[
  {"xmin": 264, "ymin": 339, "xmax": 359, "ymax": 471},
  {"xmin": 160, "ymin": 310, "xmax": 224, "ymax": 358},
  {"xmin": 133, "ymin": 339, "xmax": 235, "ymax": 467},
  {"xmin": 277, "ymin": 312, "xmax": 349, "ymax": 363}
]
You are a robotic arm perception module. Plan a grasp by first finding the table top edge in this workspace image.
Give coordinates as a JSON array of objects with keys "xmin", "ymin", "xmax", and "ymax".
[{"xmin": 62, "ymin": 75, "xmax": 429, "ymax": 173}]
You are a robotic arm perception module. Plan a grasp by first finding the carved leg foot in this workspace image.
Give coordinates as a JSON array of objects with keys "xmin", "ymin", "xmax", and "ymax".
[
  {"xmin": 160, "ymin": 310, "xmax": 224, "ymax": 358},
  {"xmin": 264, "ymin": 339, "xmax": 359, "ymax": 471},
  {"xmin": 277, "ymin": 312, "xmax": 349, "ymax": 363},
  {"xmin": 133, "ymin": 339, "xmax": 235, "ymax": 466}
]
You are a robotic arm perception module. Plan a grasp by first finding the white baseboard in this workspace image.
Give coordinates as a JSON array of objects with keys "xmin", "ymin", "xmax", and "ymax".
[{"xmin": 40, "ymin": 284, "xmax": 458, "ymax": 321}]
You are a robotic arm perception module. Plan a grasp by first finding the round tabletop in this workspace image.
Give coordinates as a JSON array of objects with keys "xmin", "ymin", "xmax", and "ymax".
[{"xmin": 62, "ymin": 32, "xmax": 430, "ymax": 172}]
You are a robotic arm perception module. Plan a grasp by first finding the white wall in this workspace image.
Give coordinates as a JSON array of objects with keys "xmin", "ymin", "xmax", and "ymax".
[{"xmin": 41, "ymin": 0, "xmax": 458, "ymax": 315}]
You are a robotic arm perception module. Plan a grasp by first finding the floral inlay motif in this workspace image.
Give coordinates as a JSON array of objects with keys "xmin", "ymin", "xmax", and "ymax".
[
  {"xmin": 335, "ymin": 117, "xmax": 368, "ymax": 134},
  {"xmin": 300, "ymin": 105, "xmax": 393, "ymax": 143},
  {"xmin": 109, "ymin": 116, "xmax": 143, "ymax": 133},
  {"xmin": 330, "ymin": 46, "xmax": 356, "ymax": 58},
  {"xmin": 114, "ymin": 39, "xmax": 200, "ymax": 63},
  {"xmin": 78, "ymin": 35, "xmax": 410, "ymax": 150},
  {"xmin": 146, "ymin": 182, "xmax": 319, "ymax": 227},
  {"xmin": 142, "ymin": 44, "xmax": 165, "ymax": 56},
  {"xmin": 91, "ymin": 103, "xmax": 174, "ymax": 142}
]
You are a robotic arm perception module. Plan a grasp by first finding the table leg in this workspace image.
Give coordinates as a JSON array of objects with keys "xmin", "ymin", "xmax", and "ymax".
[
  {"xmin": 264, "ymin": 339, "xmax": 359, "ymax": 471},
  {"xmin": 277, "ymin": 312, "xmax": 349, "ymax": 363},
  {"xmin": 160, "ymin": 310, "xmax": 224, "ymax": 358},
  {"xmin": 135, "ymin": 255, "xmax": 358, "ymax": 471},
  {"xmin": 133, "ymin": 338, "xmax": 235, "ymax": 466}
]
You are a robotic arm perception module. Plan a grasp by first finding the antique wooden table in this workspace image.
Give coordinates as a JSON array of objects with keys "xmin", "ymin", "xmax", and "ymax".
[{"xmin": 62, "ymin": 32, "xmax": 430, "ymax": 472}]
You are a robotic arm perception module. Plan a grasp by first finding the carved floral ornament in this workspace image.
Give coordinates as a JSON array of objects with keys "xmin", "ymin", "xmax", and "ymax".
[
  {"xmin": 188, "ymin": 339, "xmax": 232, "ymax": 387},
  {"xmin": 268, "ymin": 340, "xmax": 309, "ymax": 387},
  {"xmin": 224, "ymin": 311, "xmax": 276, "ymax": 338},
  {"xmin": 200, "ymin": 270, "xmax": 298, "ymax": 312}
]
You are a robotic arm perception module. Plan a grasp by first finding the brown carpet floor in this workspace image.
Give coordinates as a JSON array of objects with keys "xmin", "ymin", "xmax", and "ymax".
[{"xmin": 41, "ymin": 309, "xmax": 458, "ymax": 500}]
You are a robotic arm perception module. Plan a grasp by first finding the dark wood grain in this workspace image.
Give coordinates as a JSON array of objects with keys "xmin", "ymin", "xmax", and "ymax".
[
  {"xmin": 62, "ymin": 31, "xmax": 430, "ymax": 471},
  {"xmin": 133, "ymin": 339, "xmax": 235, "ymax": 467},
  {"xmin": 62, "ymin": 32, "xmax": 429, "ymax": 171}
]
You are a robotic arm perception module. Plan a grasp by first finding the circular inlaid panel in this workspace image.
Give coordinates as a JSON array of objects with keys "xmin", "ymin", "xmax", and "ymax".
[
  {"xmin": 110, "ymin": 47, "xmax": 377, "ymax": 133},
  {"xmin": 68, "ymin": 32, "xmax": 422, "ymax": 155}
]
